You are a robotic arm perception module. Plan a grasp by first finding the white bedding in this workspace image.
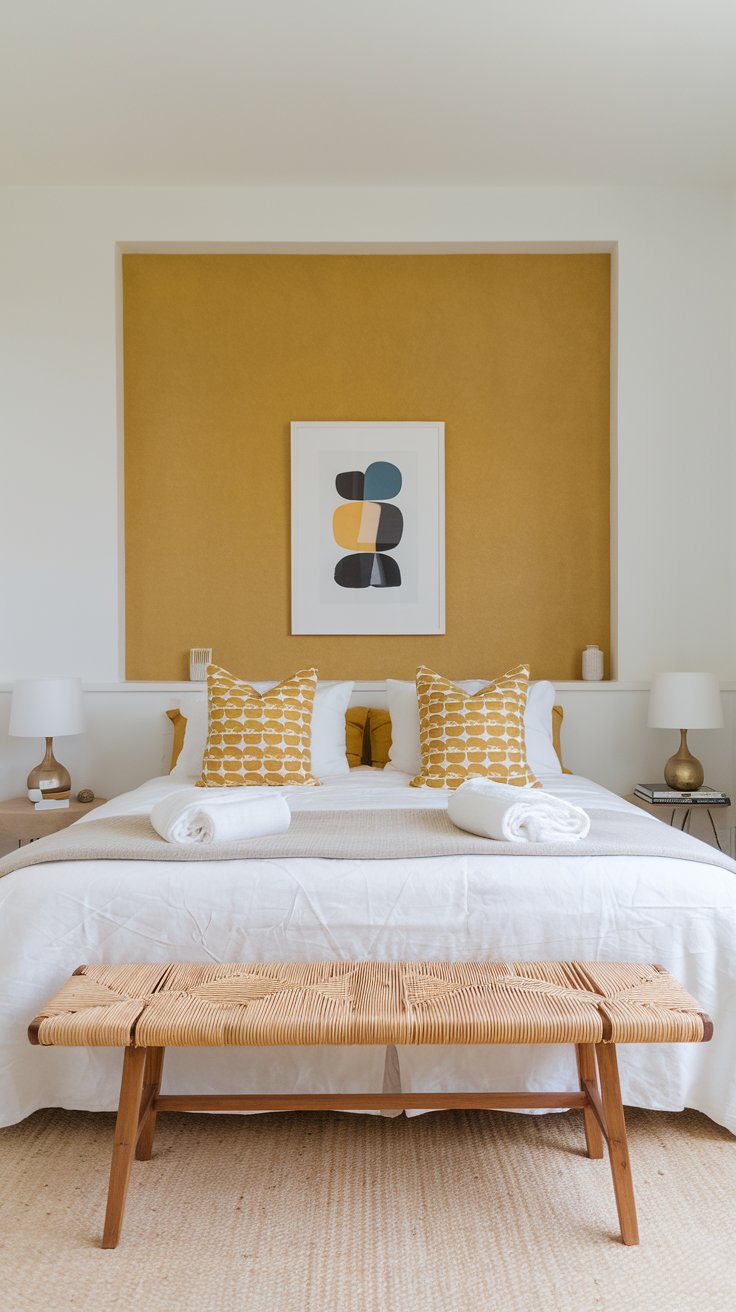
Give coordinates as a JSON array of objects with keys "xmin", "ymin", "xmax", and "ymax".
[{"xmin": 1, "ymin": 769, "xmax": 735, "ymax": 1131}]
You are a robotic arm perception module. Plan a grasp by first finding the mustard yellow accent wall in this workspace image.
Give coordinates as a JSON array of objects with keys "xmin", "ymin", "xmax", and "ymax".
[{"xmin": 123, "ymin": 254, "xmax": 610, "ymax": 680}]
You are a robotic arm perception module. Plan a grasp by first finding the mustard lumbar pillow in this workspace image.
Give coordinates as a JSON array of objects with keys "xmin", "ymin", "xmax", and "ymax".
[
  {"xmin": 199, "ymin": 665, "xmax": 320, "ymax": 787},
  {"xmin": 410, "ymin": 664, "xmax": 541, "ymax": 790}
]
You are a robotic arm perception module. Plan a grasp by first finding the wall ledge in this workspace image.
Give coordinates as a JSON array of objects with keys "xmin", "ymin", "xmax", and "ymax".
[{"xmin": 3, "ymin": 680, "xmax": 736, "ymax": 694}]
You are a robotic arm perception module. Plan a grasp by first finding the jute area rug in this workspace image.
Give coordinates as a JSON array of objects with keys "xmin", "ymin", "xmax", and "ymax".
[{"xmin": 0, "ymin": 1106, "xmax": 733, "ymax": 1312}]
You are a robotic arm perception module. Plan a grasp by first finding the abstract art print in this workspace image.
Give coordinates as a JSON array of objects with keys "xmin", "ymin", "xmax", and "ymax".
[{"xmin": 291, "ymin": 422, "xmax": 445, "ymax": 634}]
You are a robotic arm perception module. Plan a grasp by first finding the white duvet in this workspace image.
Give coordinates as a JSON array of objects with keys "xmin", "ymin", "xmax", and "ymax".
[{"xmin": 1, "ymin": 769, "xmax": 735, "ymax": 1132}]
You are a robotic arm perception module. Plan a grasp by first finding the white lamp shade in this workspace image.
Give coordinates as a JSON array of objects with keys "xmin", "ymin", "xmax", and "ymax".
[
  {"xmin": 9, "ymin": 678, "xmax": 85, "ymax": 738},
  {"xmin": 648, "ymin": 672, "xmax": 723, "ymax": 730}
]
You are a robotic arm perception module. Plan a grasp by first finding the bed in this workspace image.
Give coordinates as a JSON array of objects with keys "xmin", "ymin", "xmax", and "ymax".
[{"xmin": 1, "ymin": 765, "xmax": 735, "ymax": 1133}]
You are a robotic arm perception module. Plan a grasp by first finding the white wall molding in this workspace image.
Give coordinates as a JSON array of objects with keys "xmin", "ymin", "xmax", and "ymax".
[{"xmin": 4, "ymin": 681, "xmax": 736, "ymax": 695}]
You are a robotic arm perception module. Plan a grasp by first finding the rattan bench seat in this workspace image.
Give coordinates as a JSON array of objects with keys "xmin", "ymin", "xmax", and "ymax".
[
  {"xmin": 28, "ymin": 958, "xmax": 713, "ymax": 1252},
  {"xmin": 29, "ymin": 959, "xmax": 710, "ymax": 1050}
]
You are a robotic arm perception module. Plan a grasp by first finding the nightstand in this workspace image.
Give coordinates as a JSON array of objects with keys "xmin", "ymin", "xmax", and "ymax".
[
  {"xmin": 0, "ymin": 796, "xmax": 107, "ymax": 847},
  {"xmin": 626, "ymin": 793, "xmax": 731, "ymax": 852}
]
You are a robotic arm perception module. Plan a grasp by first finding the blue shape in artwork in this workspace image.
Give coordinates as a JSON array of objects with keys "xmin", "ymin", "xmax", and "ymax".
[
  {"xmin": 363, "ymin": 461, "xmax": 402, "ymax": 500},
  {"xmin": 371, "ymin": 554, "xmax": 401, "ymax": 587},
  {"xmin": 369, "ymin": 555, "xmax": 383, "ymax": 587}
]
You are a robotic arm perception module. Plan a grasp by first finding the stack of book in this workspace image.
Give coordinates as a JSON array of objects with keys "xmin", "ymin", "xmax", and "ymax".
[{"xmin": 634, "ymin": 784, "xmax": 730, "ymax": 805}]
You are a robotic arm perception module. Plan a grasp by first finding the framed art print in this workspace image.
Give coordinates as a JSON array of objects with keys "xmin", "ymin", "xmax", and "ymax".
[{"xmin": 290, "ymin": 421, "xmax": 445, "ymax": 635}]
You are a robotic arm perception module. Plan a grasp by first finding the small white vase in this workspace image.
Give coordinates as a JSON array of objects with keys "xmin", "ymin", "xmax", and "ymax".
[{"xmin": 582, "ymin": 645, "xmax": 604, "ymax": 681}]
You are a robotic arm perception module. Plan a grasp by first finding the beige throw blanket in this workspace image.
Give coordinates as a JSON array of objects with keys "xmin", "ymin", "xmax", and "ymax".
[{"xmin": 1, "ymin": 808, "xmax": 734, "ymax": 876}]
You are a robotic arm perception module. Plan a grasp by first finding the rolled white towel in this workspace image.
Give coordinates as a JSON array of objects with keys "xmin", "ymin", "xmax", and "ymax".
[
  {"xmin": 448, "ymin": 777, "xmax": 590, "ymax": 843},
  {"xmin": 151, "ymin": 787, "xmax": 291, "ymax": 845}
]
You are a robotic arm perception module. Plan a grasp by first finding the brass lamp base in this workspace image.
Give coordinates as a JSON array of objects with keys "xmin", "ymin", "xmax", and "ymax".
[
  {"xmin": 27, "ymin": 736, "xmax": 72, "ymax": 800},
  {"xmin": 663, "ymin": 729, "xmax": 704, "ymax": 792}
]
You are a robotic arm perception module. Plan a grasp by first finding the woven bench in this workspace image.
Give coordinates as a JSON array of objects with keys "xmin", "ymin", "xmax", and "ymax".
[{"xmin": 29, "ymin": 959, "xmax": 712, "ymax": 1249}]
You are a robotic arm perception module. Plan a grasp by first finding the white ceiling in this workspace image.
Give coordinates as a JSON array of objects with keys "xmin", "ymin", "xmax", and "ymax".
[{"xmin": 2, "ymin": 0, "xmax": 735, "ymax": 187}]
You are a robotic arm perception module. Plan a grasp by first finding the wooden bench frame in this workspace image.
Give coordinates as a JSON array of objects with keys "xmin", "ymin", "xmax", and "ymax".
[
  {"xmin": 29, "ymin": 959, "xmax": 712, "ymax": 1250},
  {"xmin": 101, "ymin": 1040, "xmax": 630, "ymax": 1249}
]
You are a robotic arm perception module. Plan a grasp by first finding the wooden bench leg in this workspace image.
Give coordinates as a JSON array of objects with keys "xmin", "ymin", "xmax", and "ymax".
[
  {"xmin": 595, "ymin": 1042, "xmax": 639, "ymax": 1246},
  {"xmin": 136, "ymin": 1047, "xmax": 165, "ymax": 1161},
  {"xmin": 102, "ymin": 1046, "xmax": 147, "ymax": 1249},
  {"xmin": 576, "ymin": 1043, "xmax": 604, "ymax": 1159}
]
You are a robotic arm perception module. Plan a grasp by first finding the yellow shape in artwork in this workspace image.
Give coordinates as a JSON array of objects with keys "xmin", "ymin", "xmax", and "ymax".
[{"xmin": 332, "ymin": 501, "xmax": 381, "ymax": 551}]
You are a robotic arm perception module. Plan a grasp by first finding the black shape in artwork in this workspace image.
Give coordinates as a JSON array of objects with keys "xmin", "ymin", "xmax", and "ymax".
[
  {"xmin": 335, "ymin": 471, "xmax": 365, "ymax": 500},
  {"xmin": 334, "ymin": 553, "xmax": 402, "ymax": 589},
  {"xmin": 334, "ymin": 553, "xmax": 374, "ymax": 588},
  {"xmin": 375, "ymin": 503, "xmax": 403, "ymax": 551}
]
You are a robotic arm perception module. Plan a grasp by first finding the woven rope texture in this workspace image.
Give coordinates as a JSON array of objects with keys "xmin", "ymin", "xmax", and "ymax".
[{"xmin": 29, "ymin": 960, "xmax": 710, "ymax": 1049}]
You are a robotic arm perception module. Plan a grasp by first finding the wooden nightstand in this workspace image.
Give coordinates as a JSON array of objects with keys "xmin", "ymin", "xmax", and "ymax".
[
  {"xmin": 625, "ymin": 793, "xmax": 731, "ymax": 852},
  {"xmin": 0, "ymin": 796, "xmax": 107, "ymax": 847}
]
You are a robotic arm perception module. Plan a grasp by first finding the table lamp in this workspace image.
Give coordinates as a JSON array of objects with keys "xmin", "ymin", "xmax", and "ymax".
[
  {"xmin": 647, "ymin": 672, "xmax": 723, "ymax": 791},
  {"xmin": 9, "ymin": 678, "xmax": 85, "ymax": 799}
]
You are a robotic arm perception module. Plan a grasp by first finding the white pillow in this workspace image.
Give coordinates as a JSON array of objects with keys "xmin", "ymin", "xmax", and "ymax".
[
  {"xmin": 171, "ymin": 680, "xmax": 354, "ymax": 781},
  {"xmin": 523, "ymin": 680, "xmax": 562, "ymax": 775},
  {"xmin": 385, "ymin": 677, "xmax": 562, "ymax": 777}
]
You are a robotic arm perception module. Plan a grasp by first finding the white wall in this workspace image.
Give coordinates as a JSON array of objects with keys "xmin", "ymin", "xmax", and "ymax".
[
  {"xmin": 0, "ymin": 681, "xmax": 733, "ymax": 809},
  {"xmin": 0, "ymin": 682, "xmax": 733, "ymax": 858},
  {"xmin": 0, "ymin": 184, "xmax": 734, "ymax": 808}
]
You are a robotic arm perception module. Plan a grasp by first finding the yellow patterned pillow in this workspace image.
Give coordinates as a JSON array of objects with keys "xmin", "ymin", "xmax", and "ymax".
[
  {"xmin": 410, "ymin": 665, "xmax": 540, "ymax": 790},
  {"xmin": 198, "ymin": 665, "xmax": 320, "ymax": 787}
]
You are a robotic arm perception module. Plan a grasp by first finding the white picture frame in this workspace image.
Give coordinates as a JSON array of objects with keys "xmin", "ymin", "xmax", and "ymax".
[{"xmin": 291, "ymin": 421, "xmax": 445, "ymax": 635}]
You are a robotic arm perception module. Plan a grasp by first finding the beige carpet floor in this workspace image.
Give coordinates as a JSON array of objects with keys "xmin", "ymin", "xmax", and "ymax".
[{"xmin": 0, "ymin": 1106, "xmax": 733, "ymax": 1312}]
